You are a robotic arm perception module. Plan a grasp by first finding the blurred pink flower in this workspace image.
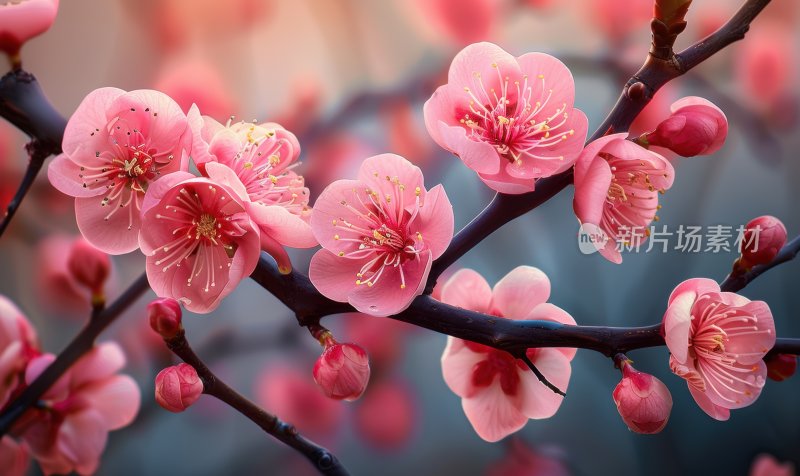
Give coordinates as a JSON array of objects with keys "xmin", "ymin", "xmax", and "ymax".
[
  {"xmin": 749, "ymin": 454, "xmax": 795, "ymax": 476},
  {"xmin": 0, "ymin": 296, "xmax": 38, "ymax": 408},
  {"xmin": 0, "ymin": 437, "xmax": 29, "ymax": 476},
  {"xmin": 486, "ymin": 438, "xmax": 570, "ymax": 476},
  {"xmin": 305, "ymin": 134, "xmax": 377, "ymax": 190},
  {"xmin": 67, "ymin": 238, "xmax": 111, "ymax": 299},
  {"xmin": 440, "ymin": 267, "xmax": 576, "ymax": 442},
  {"xmin": 309, "ymin": 154, "xmax": 453, "ymax": 317},
  {"xmin": 313, "ymin": 341, "xmax": 370, "ymax": 401},
  {"xmin": 646, "ymin": 97, "xmax": 728, "ymax": 157},
  {"xmin": 35, "ymin": 235, "xmax": 92, "ymax": 316},
  {"xmin": 139, "ymin": 171, "xmax": 261, "ymax": 313},
  {"xmin": 383, "ymin": 99, "xmax": 433, "ymax": 168},
  {"xmin": 573, "ymin": 133, "xmax": 675, "ymax": 264},
  {"xmin": 21, "ymin": 343, "xmax": 140, "ymax": 476},
  {"xmin": 411, "ymin": 0, "xmax": 499, "ymax": 46},
  {"xmin": 740, "ymin": 215, "xmax": 787, "ymax": 269},
  {"xmin": 612, "ymin": 360, "xmax": 672, "ymax": 434},
  {"xmin": 48, "ymin": 88, "xmax": 192, "ymax": 254},
  {"xmin": 736, "ymin": 26, "xmax": 796, "ymax": 112},
  {"xmin": 154, "ymin": 58, "xmax": 236, "ymax": 121},
  {"xmin": 354, "ymin": 379, "xmax": 415, "ymax": 450},
  {"xmin": 766, "ymin": 354, "xmax": 797, "ymax": 382},
  {"xmin": 343, "ymin": 313, "xmax": 413, "ymax": 370},
  {"xmin": 0, "ymin": 0, "xmax": 59, "ymax": 58},
  {"xmin": 155, "ymin": 363, "xmax": 203, "ymax": 413},
  {"xmin": 663, "ymin": 278, "xmax": 775, "ymax": 421},
  {"xmin": 424, "ymin": 42, "xmax": 588, "ymax": 194},
  {"xmin": 586, "ymin": 0, "xmax": 652, "ymax": 44},
  {"xmin": 190, "ymin": 110, "xmax": 316, "ymax": 273}
]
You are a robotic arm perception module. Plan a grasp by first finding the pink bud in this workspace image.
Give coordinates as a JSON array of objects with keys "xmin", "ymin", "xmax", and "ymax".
[
  {"xmin": 66, "ymin": 238, "xmax": 110, "ymax": 296},
  {"xmin": 147, "ymin": 298, "xmax": 183, "ymax": 339},
  {"xmin": 766, "ymin": 354, "xmax": 797, "ymax": 382},
  {"xmin": 155, "ymin": 364, "xmax": 203, "ymax": 413},
  {"xmin": 647, "ymin": 96, "xmax": 728, "ymax": 157},
  {"xmin": 313, "ymin": 342, "xmax": 370, "ymax": 401},
  {"xmin": 741, "ymin": 216, "xmax": 787, "ymax": 269},
  {"xmin": 0, "ymin": 0, "xmax": 59, "ymax": 58},
  {"xmin": 612, "ymin": 362, "xmax": 672, "ymax": 434}
]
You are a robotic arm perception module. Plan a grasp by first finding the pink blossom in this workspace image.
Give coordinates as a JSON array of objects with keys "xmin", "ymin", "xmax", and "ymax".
[
  {"xmin": 0, "ymin": 0, "xmax": 59, "ymax": 58},
  {"xmin": 573, "ymin": 133, "xmax": 675, "ymax": 264},
  {"xmin": 740, "ymin": 215, "xmax": 787, "ymax": 269},
  {"xmin": 35, "ymin": 235, "xmax": 95, "ymax": 316},
  {"xmin": 189, "ymin": 110, "xmax": 316, "ymax": 273},
  {"xmin": 736, "ymin": 27, "xmax": 796, "ymax": 111},
  {"xmin": 424, "ymin": 42, "xmax": 588, "ymax": 194},
  {"xmin": 138, "ymin": 171, "xmax": 261, "ymax": 313},
  {"xmin": 749, "ymin": 454, "xmax": 795, "ymax": 476},
  {"xmin": 147, "ymin": 297, "xmax": 183, "ymax": 339},
  {"xmin": 0, "ymin": 437, "xmax": 29, "ymax": 476},
  {"xmin": 48, "ymin": 88, "xmax": 192, "ymax": 254},
  {"xmin": 486, "ymin": 438, "xmax": 570, "ymax": 476},
  {"xmin": 154, "ymin": 363, "xmax": 203, "ymax": 413},
  {"xmin": 354, "ymin": 379, "xmax": 415, "ymax": 450},
  {"xmin": 0, "ymin": 296, "xmax": 38, "ymax": 408},
  {"xmin": 586, "ymin": 0, "xmax": 652, "ymax": 44},
  {"xmin": 313, "ymin": 341, "xmax": 370, "ymax": 401},
  {"xmin": 663, "ymin": 278, "xmax": 776, "ymax": 421},
  {"xmin": 66, "ymin": 238, "xmax": 111, "ymax": 298},
  {"xmin": 440, "ymin": 267, "xmax": 576, "ymax": 442},
  {"xmin": 21, "ymin": 343, "xmax": 140, "ymax": 476},
  {"xmin": 411, "ymin": 0, "xmax": 499, "ymax": 46},
  {"xmin": 766, "ymin": 354, "xmax": 797, "ymax": 382},
  {"xmin": 646, "ymin": 97, "xmax": 728, "ymax": 157},
  {"xmin": 153, "ymin": 58, "xmax": 236, "ymax": 120},
  {"xmin": 309, "ymin": 154, "xmax": 454, "ymax": 317},
  {"xmin": 612, "ymin": 360, "xmax": 672, "ymax": 434},
  {"xmin": 343, "ymin": 312, "xmax": 413, "ymax": 369}
]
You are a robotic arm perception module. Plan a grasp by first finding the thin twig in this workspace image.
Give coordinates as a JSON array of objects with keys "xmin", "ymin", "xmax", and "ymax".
[
  {"xmin": 522, "ymin": 354, "xmax": 566, "ymax": 396},
  {"xmin": 721, "ymin": 236, "xmax": 800, "ymax": 292},
  {"xmin": 0, "ymin": 146, "xmax": 46, "ymax": 238}
]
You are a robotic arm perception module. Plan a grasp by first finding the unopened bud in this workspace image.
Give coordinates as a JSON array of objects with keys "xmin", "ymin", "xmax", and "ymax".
[
  {"xmin": 148, "ymin": 298, "xmax": 183, "ymax": 339},
  {"xmin": 313, "ymin": 341, "xmax": 370, "ymax": 401},
  {"xmin": 766, "ymin": 354, "xmax": 797, "ymax": 382},
  {"xmin": 739, "ymin": 216, "xmax": 787, "ymax": 270},
  {"xmin": 646, "ymin": 96, "xmax": 728, "ymax": 157},
  {"xmin": 67, "ymin": 238, "xmax": 110, "ymax": 304},
  {"xmin": 612, "ymin": 361, "xmax": 672, "ymax": 434},
  {"xmin": 155, "ymin": 363, "xmax": 203, "ymax": 413}
]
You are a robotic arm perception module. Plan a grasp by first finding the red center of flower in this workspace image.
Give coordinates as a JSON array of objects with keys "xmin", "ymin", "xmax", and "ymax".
[{"xmin": 464, "ymin": 340, "xmax": 529, "ymax": 396}]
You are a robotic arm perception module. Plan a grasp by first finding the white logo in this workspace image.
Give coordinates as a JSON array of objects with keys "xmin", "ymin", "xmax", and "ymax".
[{"xmin": 577, "ymin": 223, "xmax": 608, "ymax": 255}]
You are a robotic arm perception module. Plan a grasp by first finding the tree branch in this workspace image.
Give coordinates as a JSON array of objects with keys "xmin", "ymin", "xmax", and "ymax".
[{"xmin": 721, "ymin": 235, "xmax": 800, "ymax": 292}]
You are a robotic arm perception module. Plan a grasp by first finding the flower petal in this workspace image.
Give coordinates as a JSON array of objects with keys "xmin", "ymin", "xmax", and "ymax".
[
  {"xmin": 439, "ymin": 268, "xmax": 492, "ymax": 314},
  {"xmin": 491, "ymin": 266, "xmax": 551, "ymax": 319}
]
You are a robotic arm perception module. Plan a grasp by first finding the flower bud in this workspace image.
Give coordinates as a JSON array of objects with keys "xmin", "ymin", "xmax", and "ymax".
[
  {"xmin": 766, "ymin": 354, "xmax": 797, "ymax": 382},
  {"xmin": 0, "ymin": 0, "xmax": 59, "ymax": 60},
  {"xmin": 313, "ymin": 341, "xmax": 370, "ymax": 401},
  {"xmin": 155, "ymin": 363, "xmax": 203, "ymax": 413},
  {"xmin": 740, "ymin": 216, "xmax": 787, "ymax": 269},
  {"xmin": 148, "ymin": 298, "xmax": 183, "ymax": 339},
  {"xmin": 66, "ymin": 238, "xmax": 110, "ymax": 300},
  {"xmin": 646, "ymin": 96, "xmax": 728, "ymax": 157},
  {"xmin": 612, "ymin": 362, "xmax": 672, "ymax": 434}
]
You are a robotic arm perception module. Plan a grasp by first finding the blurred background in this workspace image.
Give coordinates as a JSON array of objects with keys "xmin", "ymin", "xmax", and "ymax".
[{"xmin": 0, "ymin": 0, "xmax": 798, "ymax": 474}]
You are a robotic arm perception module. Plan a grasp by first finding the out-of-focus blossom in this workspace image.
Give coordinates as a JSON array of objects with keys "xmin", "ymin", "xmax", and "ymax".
[
  {"xmin": 383, "ymin": 99, "xmax": 433, "ymax": 168},
  {"xmin": 309, "ymin": 154, "xmax": 454, "ymax": 317},
  {"xmin": 147, "ymin": 297, "xmax": 183, "ymax": 339},
  {"xmin": 354, "ymin": 379, "xmax": 415, "ymax": 449},
  {"xmin": 739, "ymin": 215, "xmax": 787, "ymax": 270},
  {"xmin": 410, "ymin": 0, "xmax": 500, "ymax": 46},
  {"xmin": 343, "ymin": 313, "xmax": 413, "ymax": 370},
  {"xmin": 35, "ymin": 235, "xmax": 92, "ymax": 316},
  {"xmin": 313, "ymin": 339, "xmax": 370, "ymax": 401},
  {"xmin": 0, "ymin": 0, "xmax": 59, "ymax": 58},
  {"xmin": 139, "ymin": 171, "xmax": 261, "ymax": 313},
  {"xmin": 190, "ymin": 110, "xmax": 316, "ymax": 273},
  {"xmin": 48, "ymin": 88, "xmax": 192, "ymax": 254},
  {"xmin": 305, "ymin": 135, "xmax": 377, "ymax": 190},
  {"xmin": 440, "ymin": 267, "xmax": 576, "ymax": 442},
  {"xmin": 256, "ymin": 365, "xmax": 343, "ymax": 438},
  {"xmin": 424, "ymin": 42, "xmax": 588, "ymax": 194},
  {"xmin": 272, "ymin": 75, "xmax": 323, "ymax": 135},
  {"xmin": 154, "ymin": 58, "xmax": 236, "ymax": 121},
  {"xmin": 612, "ymin": 360, "xmax": 672, "ymax": 434},
  {"xmin": 645, "ymin": 97, "xmax": 728, "ymax": 157},
  {"xmin": 66, "ymin": 238, "xmax": 111, "ymax": 300},
  {"xmin": 573, "ymin": 133, "xmax": 675, "ymax": 264},
  {"xmin": 585, "ymin": 0, "xmax": 652, "ymax": 44},
  {"xmin": 663, "ymin": 278, "xmax": 775, "ymax": 421},
  {"xmin": 749, "ymin": 454, "xmax": 796, "ymax": 476},
  {"xmin": 21, "ymin": 343, "xmax": 140, "ymax": 476},
  {"xmin": 0, "ymin": 295, "xmax": 38, "ymax": 408},
  {"xmin": 0, "ymin": 437, "xmax": 29, "ymax": 476},
  {"xmin": 154, "ymin": 363, "xmax": 203, "ymax": 413},
  {"xmin": 766, "ymin": 354, "xmax": 797, "ymax": 382},
  {"xmin": 486, "ymin": 438, "xmax": 570, "ymax": 476},
  {"xmin": 735, "ymin": 27, "xmax": 796, "ymax": 112}
]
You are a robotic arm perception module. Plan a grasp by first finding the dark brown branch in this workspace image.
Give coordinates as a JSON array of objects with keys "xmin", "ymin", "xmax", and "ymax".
[
  {"xmin": 721, "ymin": 235, "xmax": 800, "ymax": 292},
  {"xmin": 164, "ymin": 330, "xmax": 349, "ymax": 476},
  {"xmin": 522, "ymin": 354, "xmax": 566, "ymax": 396},
  {"xmin": 0, "ymin": 145, "xmax": 46, "ymax": 237}
]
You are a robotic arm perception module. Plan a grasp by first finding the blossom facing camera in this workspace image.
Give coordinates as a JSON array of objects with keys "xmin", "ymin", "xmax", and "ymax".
[
  {"xmin": 66, "ymin": 238, "xmax": 110, "ymax": 298},
  {"xmin": 48, "ymin": 88, "xmax": 192, "ymax": 254},
  {"xmin": 309, "ymin": 154, "xmax": 454, "ymax": 317},
  {"xmin": 0, "ymin": 0, "xmax": 59, "ymax": 59},
  {"xmin": 424, "ymin": 42, "xmax": 588, "ymax": 194},
  {"xmin": 663, "ymin": 278, "xmax": 775, "ymax": 421},
  {"xmin": 313, "ymin": 341, "xmax": 371, "ymax": 401},
  {"xmin": 766, "ymin": 354, "xmax": 797, "ymax": 382},
  {"xmin": 740, "ymin": 215, "xmax": 787, "ymax": 269},
  {"xmin": 573, "ymin": 133, "xmax": 675, "ymax": 264},
  {"xmin": 155, "ymin": 363, "xmax": 203, "ymax": 413},
  {"xmin": 646, "ymin": 97, "xmax": 728, "ymax": 157},
  {"xmin": 612, "ymin": 361, "xmax": 673, "ymax": 434},
  {"xmin": 147, "ymin": 298, "xmax": 183, "ymax": 339}
]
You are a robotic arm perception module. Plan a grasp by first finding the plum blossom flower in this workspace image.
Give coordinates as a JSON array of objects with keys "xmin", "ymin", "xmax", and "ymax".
[
  {"xmin": 48, "ymin": 88, "xmax": 192, "ymax": 254},
  {"xmin": 612, "ymin": 360, "xmax": 672, "ymax": 434},
  {"xmin": 313, "ymin": 339, "xmax": 370, "ymax": 401},
  {"xmin": 20, "ymin": 343, "xmax": 140, "ymax": 476},
  {"xmin": 663, "ymin": 278, "xmax": 776, "ymax": 421},
  {"xmin": 154, "ymin": 363, "xmax": 203, "ymax": 413},
  {"xmin": 66, "ymin": 238, "xmax": 111, "ymax": 300},
  {"xmin": 424, "ymin": 42, "xmax": 588, "ymax": 194},
  {"xmin": 410, "ymin": 0, "xmax": 500, "ymax": 46},
  {"xmin": 440, "ymin": 267, "xmax": 576, "ymax": 442},
  {"xmin": 645, "ymin": 97, "xmax": 728, "ymax": 157},
  {"xmin": 354, "ymin": 379, "xmax": 416, "ymax": 449},
  {"xmin": 0, "ymin": 296, "xmax": 38, "ymax": 408},
  {"xmin": 309, "ymin": 154, "xmax": 454, "ymax": 317},
  {"xmin": 739, "ymin": 215, "xmax": 787, "ymax": 269},
  {"xmin": 0, "ymin": 437, "xmax": 29, "ymax": 476},
  {"xmin": 138, "ymin": 170, "xmax": 261, "ymax": 313},
  {"xmin": 0, "ymin": 0, "xmax": 59, "ymax": 58},
  {"xmin": 749, "ymin": 454, "xmax": 796, "ymax": 476},
  {"xmin": 190, "ymin": 110, "xmax": 316, "ymax": 272},
  {"xmin": 153, "ymin": 58, "xmax": 236, "ymax": 120},
  {"xmin": 573, "ymin": 133, "xmax": 675, "ymax": 264}
]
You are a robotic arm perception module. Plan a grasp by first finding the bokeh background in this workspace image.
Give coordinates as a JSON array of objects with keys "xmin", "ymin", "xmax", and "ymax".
[{"xmin": 1, "ymin": 0, "xmax": 798, "ymax": 474}]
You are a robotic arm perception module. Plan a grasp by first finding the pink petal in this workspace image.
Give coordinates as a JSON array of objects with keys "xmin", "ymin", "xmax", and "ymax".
[
  {"xmin": 139, "ymin": 171, "xmax": 196, "ymax": 217},
  {"xmin": 698, "ymin": 358, "xmax": 766, "ymax": 410},
  {"xmin": 108, "ymin": 89, "xmax": 190, "ymax": 156},
  {"xmin": 61, "ymin": 87, "xmax": 125, "ymax": 159},
  {"xmin": 688, "ymin": 385, "xmax": 730, "ymax": 421},
  {"xmin": 573, "ymin": 133, "xmax": 627, "ymax": 186},
  {"xmin": 439, "ymin": 268, "xmax": 492, "ymax": 314},
  {"xmin": 47, "ymin": 154, "xmax": 105, "ymax": 198},
  {"xmin": 69, "ymin": 342, "xmax": 126, "ymax": 389},
  {"xmin": 308, "ymin": 250, "xmax": 364, "ymax": 303},
  {"xmin": 411, "ymin": 184, "xmax": 454, "ymax": 259},
  {"xmin": 461, "ymin": 379, "xmax": 527, "ymax": 442},
  {"xmin": 516, "ymin": 52, "xmax": 576, "ymax": 120},
  {"xmin": 247, "ymin": 202, "xmax": 317, "ymax": 248},
  {"xmin": 348, "ymin": 250, "xmax": 433, "ymax": 317},
  {"xmin": 309, "ymin": 179, "xmax": 372, "ymax": 255},
  {"xmin": 75, "ymin": 194, "xmax": 141, "ymax": 255},
  {"xmin": 573, "ymin": 154, "xmax": 612, "ymax": 227},
  {"xmin": 357, "ymin": 154, "xmax": 427, "ymax": 209},
  {"xmin": 447, "ymin": 42, "xmax": 521, "ymax": 97},
  {"xmin": 0, "ymin": 436, "xmax": 29, "ymax": 476},
  {"xmin": 477, "ymin": 169, "xmax": 536, "ymax": 194},
  {"xmin": 58, "ymin": 410, "xmax": 108, "ymax": 476},
  {"xmin": 438, "ymin": 123, "xmax": 502, "ymax": 175},
  {"xmin": 667, "ymin": 278, "xmax": 720, "ymax": 306},
  {"xmin": 441, "ymin": 337, "xmax": 484, "ymax": 398},
  {"xmin": 203, "ymin": 161, "xmax": 249, "ymax": 201},
  {"xmin": 519, "ymin": 349, "xmax": 570, "ymax": 419},
  {"xmin": 663, "ymin": 289, "xmax": 696, "ymax": 364},
  {"xmin": 491, "ymin": 266, "xmax": 551, "ymax": 319},
  {"xmin": 724, "ymin": 301, "xmax": 776, "ymax": 365},
  {"xmin": 82, "ymin": 375, "xmax": 141, "ymax": 430},
  {"xmin": 423, "ymin": 84, "xmax": 460, "ymax": 150},
  {"xmin": 598, "ymin": 239, "xmax": 623, "ymax": 264},
  {"xmin": 526, "ymin": 303, "xmax": 577, "ymax": 360}
]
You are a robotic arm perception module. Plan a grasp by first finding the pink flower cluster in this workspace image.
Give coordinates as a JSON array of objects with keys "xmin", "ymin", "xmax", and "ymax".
[{"xmin": 0, "ymin": 296, "xmax": 139, "ymax": 476}]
